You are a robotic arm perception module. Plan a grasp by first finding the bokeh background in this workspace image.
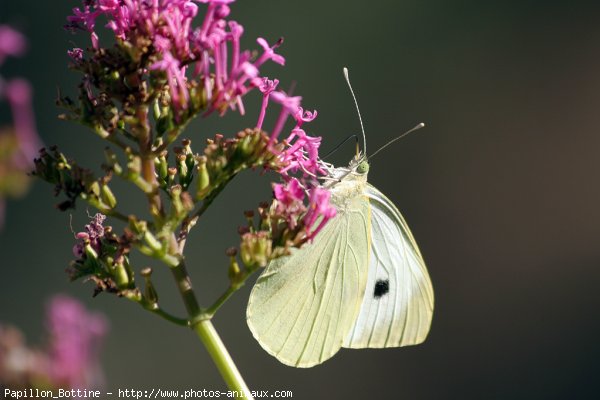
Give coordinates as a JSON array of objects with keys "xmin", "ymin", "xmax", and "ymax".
[{"xmin": 2, "ymin": 0, "xmax": 600, "ymax": 398}]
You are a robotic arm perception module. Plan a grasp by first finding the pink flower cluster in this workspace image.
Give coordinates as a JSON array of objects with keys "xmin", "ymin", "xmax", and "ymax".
[
  {"xmin": 65, "ymin": 0, "xmax": 336, "ymax": 240},
  {"xmin": 254, "ymin": 80, "xmax": 336, "ymax": 240},
  {"xmin": 46, "ymin": 295, "xmax": 108, "ymax": 389},
  {"xmin": 0, "ymin": 25, "xmax": 43, "ymax": 228},
  {"xmin": 0, "ymin": 295, "xmax": 107, "ymax": 390},
  {"xmin": 67, "ymin": 0, "xmax": 285, "ymax": 114}
]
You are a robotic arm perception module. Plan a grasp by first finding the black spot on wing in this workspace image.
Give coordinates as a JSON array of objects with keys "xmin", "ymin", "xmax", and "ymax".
[{"xmin": 373, "ymin": 279, "xmax": 389, "ymax": 298}]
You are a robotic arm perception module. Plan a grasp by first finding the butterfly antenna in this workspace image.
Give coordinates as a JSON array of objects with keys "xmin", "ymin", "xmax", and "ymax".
[
  {"xmin": 370, "ymin": 123, "xmax": 426, "ymax": 159},
  {"xmin": 321, "ymin": 134, "xmax": 359, "ymax": 159},
  {"xmin": 343, "ymin": 67, "xmax": 367, "ymax": 157}
]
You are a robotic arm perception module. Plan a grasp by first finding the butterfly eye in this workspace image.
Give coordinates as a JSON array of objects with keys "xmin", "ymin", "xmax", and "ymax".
[{"xmin": 357, "ymin": 160, "xmax": 369, "ymax": 174}]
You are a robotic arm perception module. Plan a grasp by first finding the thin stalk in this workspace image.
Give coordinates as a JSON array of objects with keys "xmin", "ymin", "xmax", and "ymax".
[
  {"xmin": 204, "ymin": 268, "xmax": 257, "ymax": 317},
  {"xmin": 102, "ymin": 208, "xmax": 130, "ymax": 223},
  {"xmin": 123, "ymin": 290, "xmax": 189, "ymax": 326},
  {"xmin": 204, "ymin": 285, "xmax": 238, "ymax": 317},
  {"xmin": 142, "ymin": 303, "xmax": 189, "ymax": 327},
  {"xmin": 170, "ymin": 260, "xmax": 253, "ymax": 398},
  {"xmin": 192, "ymin": 319, "xmax": 254, "ymax": 399},
  {"xmin": 83, "ymin": 196, "xmax": 130, "ymax": 223}
]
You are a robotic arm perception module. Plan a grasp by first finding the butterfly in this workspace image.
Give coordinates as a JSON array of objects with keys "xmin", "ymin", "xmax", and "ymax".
[{"xmin": 246, "ymin": 69, "xmax": 434, "ymax": 367}]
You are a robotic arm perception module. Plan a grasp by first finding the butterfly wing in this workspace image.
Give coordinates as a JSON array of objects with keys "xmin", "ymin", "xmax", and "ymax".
[
  {"xmin": 343, "ymin": 183, "xmax": 434, "ymax": 348},
  {"xmin": 246, "ymin": 191, "xmax": 371, "ymax": 367}
]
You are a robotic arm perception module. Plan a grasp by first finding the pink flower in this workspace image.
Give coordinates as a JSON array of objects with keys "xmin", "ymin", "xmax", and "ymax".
[
  {"xmin": 65, "ymin": 0, "xmax": 288, "ymax": 115},
  {"xmin": 46, "ymin": 295, "xmax": 108, "ymax": 389},
  {"xmin": 0, "ymin": 296, "xmax": 108, "ymax": 389},
  {"xmin": 227, "ymin": 21, "xmax": 244, "ymax": 75},
  {"xmin": 0, "ymin": 26, "xmax": 43, "ymax": 230},
  {"xmin": 67, "ymin": 47, "xmax": 84, "ymax": 61},
  {"xmin": 150, "ymin": 51, "xmax": 189, "ymax": 109},
  {"xmin": 3, "ymin": 80, "xmax": 41, "ymax": 167},
  {"xmin": 0, "ymin": 25, "xmax": 26, "ymax": 65},
  {"xmin": 98, "ymin": 0, "xmax": 119, "ymax": 11},
  {"xmin": 279, "ymin": 128, "xmax": 326, "ymax": 177},
  {"xmin": 295, "ymin": 107, "xmax": 318, "ymax": 127},
  {"xmin": 254, "ymin": 77, "xmax": 279, "ymax": 130},
  {"xmin": 196, "ymin": 0, "xmax": 236, "ymax": 3},
  {"xmin": 270, "ymin": 90, "xmax": 302, "ymax": 139},
  {"xmin": 60, "ymin": 0, "xmax": 337, "ymax": 241},
  {"xmin": 273, "ymin": 179, "xmax": 306, "ymax": 229},
  {"xmin": 98, "ymin": 0, "xmax": 119, "ymax": 12},
  {"xmin": 255, "ymin": 77, "xmax": 279, "ymax": 96},
  {"xmin": 255, "ymin": 37, "xmax": 285, "ymax": 67},
  {"xmin": 67, "ymin": 6, "xmax": 101, "ymax": 48},
  {"xmin": 248, "ymin": 83, "xmax": 334, "ymax": 240},
  {"xmin": 303, "ymin": 187, "xmax": 337, "ymax": 239}
]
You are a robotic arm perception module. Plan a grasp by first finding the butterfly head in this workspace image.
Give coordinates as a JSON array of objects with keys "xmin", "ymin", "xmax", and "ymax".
[
  {"xmin": 349, "ymin": 151, "xmax": 369, "ymax": 174},
  {"xmin": 356, "ymin": 159, "xmax": 369, "ymax": 175}
]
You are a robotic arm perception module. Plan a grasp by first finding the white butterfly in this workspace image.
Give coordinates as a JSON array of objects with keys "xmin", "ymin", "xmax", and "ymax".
[{"xmin": 246, "ymin": 69, "xmax": 434, "ymax": 367}]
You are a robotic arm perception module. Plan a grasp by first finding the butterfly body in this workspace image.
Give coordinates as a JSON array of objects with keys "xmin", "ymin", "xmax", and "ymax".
[{"xmin": 247, "ymin": 157, "xmax": 434, "ymax": 367}]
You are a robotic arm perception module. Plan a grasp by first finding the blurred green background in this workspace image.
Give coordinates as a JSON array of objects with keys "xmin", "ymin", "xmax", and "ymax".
[{"xmin": 2, "ymin": 0, "xmax": 600, "ymax": 398}]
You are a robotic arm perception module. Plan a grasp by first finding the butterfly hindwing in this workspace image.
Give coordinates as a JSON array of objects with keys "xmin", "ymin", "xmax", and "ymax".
[
  {"xmin": 343, "ymin": 184, "xmax": 434, "ymax": 348},
  {"xmin": 246, "ymin": 191, "xmax": 371, "ymax": 367}
]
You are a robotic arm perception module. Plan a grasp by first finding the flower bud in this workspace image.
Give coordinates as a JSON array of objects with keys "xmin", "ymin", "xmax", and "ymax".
[
  {"xmin": 84, "ymin": 242, "xmax": 99, "ymax": 260},
  {"xmin": 156, "ymin": 152, "xmax": 169, "ymax": 182},
  {"xmin": 88, "ymin": 182, "xmax": 100, "ymax": 197},
  {"xmin": 141, "ymin": 267, "xmax": 159, "ymax": 305},
  {"xmin": 100, "ymin": 184, "xmax": 117, "ymax": 209},
  {"xmin": 104, "ymin": 147, "xmax": 123, "ymax": 175},
  {"xmin": 112, "ymin": 258, "xmax": 130, "ymax": 290},
  {"xmin": 128, "ymin": 216, "xmax": 147, "ymax": 235},
  {"xmin": 195, "ymin": 156, "xmax": 210, "ymax": 200},
  {"xmin": 239, "ymin": 231, "xmax": 271, "ymax": 268},
  {"xmin": 177, "ymin": 154, "xmax": 188, "ymax": 178},
  {"xmin": 170, "ymin": 184, "xmax": 184, "ymax": 215},
  {"xmin": 226, "ymin": 247, "xmax": 242, "ymax": 284},
  {"xmin": 144, "ymin": 230, "xmax": 163, "ymax": 253}
]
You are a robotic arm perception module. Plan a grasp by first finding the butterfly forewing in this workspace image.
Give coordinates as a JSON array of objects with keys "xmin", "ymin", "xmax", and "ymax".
[
  {"xmin": 343, "ymin": 184, "xmax": 434, "ymax": 348},
  {"xmin": 247, "ymin": 183, "xmax": 371, "ymax": 367}
]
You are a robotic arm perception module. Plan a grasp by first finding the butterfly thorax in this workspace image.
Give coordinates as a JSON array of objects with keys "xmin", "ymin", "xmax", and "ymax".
[{"xmin": 328, "ymin": 159, "xmax": 369, "ymax": 209}]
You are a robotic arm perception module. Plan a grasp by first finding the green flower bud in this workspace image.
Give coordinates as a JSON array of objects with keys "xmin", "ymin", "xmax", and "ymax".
[
  {"xmin": 100, "ymin": 184, "xmax": 117, "ymax": 209},
  {"xmin": 112, "ymin": 259, "xmax": 130, "ymax": 290},
  {"xmin": 84, "ymin": 242, "xmax": 99, "ymax": 260},
  {"xmin": 89, "ymin": 181, "xmax": 101, "ymax": 197},
  {"xmin": 195, "ymin": 156, "xmax": 210, "ymax": 200},
  {"xmin": 226, "ymin": 248, "xmax": 242, "ymax": 285},
  {"xmin": 156, "ymin": 151, "xmax": 169, "ymax": 182},
  {"xmin": 141, "ymin": 267, "xmax": 159, "ymax": 305},
  {"xmin": 144, "ymin": 230, "xmax": 163, "ymax": 253},
  {"xmin": 104, "ymin": 147, "xmax": 123, "ymax": 175}
]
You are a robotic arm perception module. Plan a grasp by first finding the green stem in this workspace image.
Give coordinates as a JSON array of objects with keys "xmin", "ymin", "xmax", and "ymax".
[
  {"xmin": 170, "ymin": 260, "xmax": 253, "ymax": 398},
  {"xmin": 205, "ymin": 268, "xmax": 257, "ymax": 317},
  {"xmin": 103, "ymin": 208, "xmax": 130, "ymax": 223},
  {"xmin": 192, "ymin": 320, "xmax": 254, "ymax": 400},
  {"xmin": 205, "ymin": 286, "xmax": 238, "ymax": 317},
  {"xmin": 84, "ymin": 196, "xmax": 130, "ymax": 223},
  {"xmin": 93, "ymin": 125, "xmax": 130, "ymax": 150},
  {"xmin": 123, "ymin": 291, "xmax": 189, "ymax": 327},
  {"xmin": 170, "ymin": 260, "xmax": 201, "ymax": 316},
  {"xmin": 143, "ymin": 304, "xmax": 189, "ymax": 327}
]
